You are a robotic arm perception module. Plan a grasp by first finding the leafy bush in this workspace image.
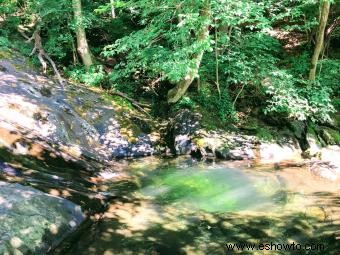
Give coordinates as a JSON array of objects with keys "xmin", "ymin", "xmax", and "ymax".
[
  {"xmin": 317, "ymin": 59, "xmax": 340, "ymax": 97},
  {"xmin": 264, "ymin": 70, "xmax": 335, "ymax": 122},
  {"xmin": 195, "ymin": 84, "xmax": 236, "ymax": 122},
  {"xmin": 173, "ymin": 96, "xmax": 196, "ymax": 111},
  {"xmin": 66, "ymin": 65, "xmax": 106, "ymax": 86},
  {"xmin": 0, "ymin": 36, "xmax": 10, "ymax": 48},
  {"xmin": 44, "ymin": 32, "xmax": 73, "ymax": 61},
  {"xmin": 287, "ymin": 51, "xmax": 311, "ymax": 77}
]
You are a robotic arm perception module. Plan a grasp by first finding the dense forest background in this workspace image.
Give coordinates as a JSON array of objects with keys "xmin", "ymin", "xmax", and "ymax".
[{"xmin": 0, "ymin": 0, "xmax": 339, "ymax": 134}]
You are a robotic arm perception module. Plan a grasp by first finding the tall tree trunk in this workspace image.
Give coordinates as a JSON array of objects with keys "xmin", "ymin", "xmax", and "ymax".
[
  {"xmin": 167, "ymin": 1, "xmax": 211, "ymax": 103},
  {"xmin": 309, "ymin": 0, "xmax": 330, "ymax": 81},
  {"xmin": 72, "ymin": 0, "xmax": 93, "ymax": 69},
  {"xmin": 110, "ymin": 0, "xmax": 116, "ymax": 19}
]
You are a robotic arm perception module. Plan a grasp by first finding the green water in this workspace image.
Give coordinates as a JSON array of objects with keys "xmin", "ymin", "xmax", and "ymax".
[
  {"xmin": 139, "ymin": 167, "xmax": 279, "ymax": 212},
  {"xmin": 54, "ymin": 158, "xmax": 340, "ymax": 255}
]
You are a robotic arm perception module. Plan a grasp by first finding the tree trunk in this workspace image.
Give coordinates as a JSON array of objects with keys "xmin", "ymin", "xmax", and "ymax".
[
  {"xmin": 167, "ymin": 1, "xmax": 211, "ymax": 103},
  {"xmin": 110, "ymin": 0, "xmax": 116, "ymax": 19},
  {"xmin": 309, "ymin": 0, "xmax": 330, "ymax": 81},
  {"xmin": 72, "ymin": 0, "xmax": 93, "ymax": 69}
]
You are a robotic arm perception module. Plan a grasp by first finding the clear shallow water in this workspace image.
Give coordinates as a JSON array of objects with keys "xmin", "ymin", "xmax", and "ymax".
[
  {"xmin": 54, "ymin": 158, "xmax": 340, "ymax": 255},
  {"xmin": 139, "ymin": 167, "xmax": 280, "ymax": 213}
]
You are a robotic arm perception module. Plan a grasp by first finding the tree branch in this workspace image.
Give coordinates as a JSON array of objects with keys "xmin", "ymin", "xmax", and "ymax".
[
  {"xmin": 18, "ymin": 26, "xmax": 66, "ymax": 86},
  {"xmin": 108, "ymin": 90, "xmax": 152, "ymax": 117}
]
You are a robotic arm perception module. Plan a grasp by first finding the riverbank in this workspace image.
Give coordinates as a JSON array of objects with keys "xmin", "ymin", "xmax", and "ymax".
[{"xmin": 0, "ymin": 49, "xmax": 339, "ymax": 254}]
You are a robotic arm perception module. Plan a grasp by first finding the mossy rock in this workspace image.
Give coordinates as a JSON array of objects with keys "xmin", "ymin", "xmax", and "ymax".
[
  {"xmin": 0, "ymin": 181, "xmax": 85, "ymax": 254},
  {"xmin": 239, "ymin": 116, "xmax": 280, "ymax": 141},
  {"xmin": 0, "ymin": 49, "xmax": 12, "ymax": 59},
  {"xmin": 319, "ymin": 128, "xmax": 340, "ymax": 145}
]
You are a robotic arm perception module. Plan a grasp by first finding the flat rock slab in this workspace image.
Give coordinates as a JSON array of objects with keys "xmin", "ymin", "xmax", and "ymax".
[{"xmin": 0, "ymin": 181, "xmax": 85, "ymax": 254}]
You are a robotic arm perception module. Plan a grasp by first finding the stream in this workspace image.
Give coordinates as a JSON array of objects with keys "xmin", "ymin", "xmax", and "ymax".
[
  {"xmin": 51, "ymin": 157, "xmax": 340, "ymax": 255},
  {"xmin": 1, "ymin": 50, "xmax": 339, "ymax": 255}
]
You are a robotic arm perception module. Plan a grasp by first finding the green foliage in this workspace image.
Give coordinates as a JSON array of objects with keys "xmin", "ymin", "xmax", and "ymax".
[
  {"xmin": 269, "ymin": 0, "xmax": 319, "ymax": 32},
  {"xmin": 0, "ymin": 36, "xmax": 10, "ymax": 48},
  {"xmin": 256, "ymin": 127, "xmax": 275, "ymax": 141},
  {"xmin": 94, "ymin": 1, "xmax": 126, "ymax": 15},
  {"xmin": 0, "ymin": 0, "xmax": 19, "ymax": 31},
  {"xmin": 0, "ymin": 0, "xmax": 338, "ymax": 127},
  {"xmin": 44, "ymin": 32, "xmax": 73, "ymax": 61},
  {"xmin": 66, "ymin": 65, "xmax": 106, "ymax": 86},
  {"xmin": 220, "ymin": 32, "xmax": 281, "ymax": 85},
  {"xmin": 317, "ymin": 59, "xmax": 340, "ymax": 97},
  {"xmin": 16, "ymin": 0, "xmax": 74, "ymax": 61},
  {"xmin": 333, "ymin": 99, "xmax": 340, "ymax": 111},
  {"xmin": 264, "ymin": 71, "xmax": 335, "ymax": 122},
  {"xmin": 102, "ymin": 0, "xmax": 273, "ymax": 88},
  {"xmin": 173, "ymin": 96, "xmax": 196, "ymax": 111},
  {"xmin": 286, "ymin": 51, "xmax": 311, "ymax": 77},
  {"xmin": 195, "ymin": 84, "xmax": 236, "ymax": 122}
]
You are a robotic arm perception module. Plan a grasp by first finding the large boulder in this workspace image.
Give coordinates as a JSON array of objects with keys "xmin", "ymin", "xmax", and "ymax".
[
  {"xmin": 288, "ymin": 120, "xmax": 309, "ymax": 151},
  {"xmin": 0, "ymin": 50, "xmax": 159, "ymax": 161},
  {"xmin": 309, "ymin": 145, "xmax": 340, "ymax": 181},
  {"xmin": 258, "ymin": 139, "xmax": 301, "ymax": 162},
  {"xmin": 0, "ymin": 181, "xmax": 85, "ymax": 254},
  {"xmin": 191, "ymin": 131, "xmax": 257, "ymax": 160},
  {"xmin": 167, "ymin": 109, "xmax": 201, "ymax": 155}
]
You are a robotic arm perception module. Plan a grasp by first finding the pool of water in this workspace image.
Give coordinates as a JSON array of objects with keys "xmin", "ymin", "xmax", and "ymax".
[
  {"xmin": 139, "ymin": 166, "xmax": 282, "ymax": 213},
  {"xmin": 53, "ymin": 157, "xmax": 340, "ymax": 255}
]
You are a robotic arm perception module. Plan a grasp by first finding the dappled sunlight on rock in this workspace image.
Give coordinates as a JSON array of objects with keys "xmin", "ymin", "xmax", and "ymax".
[
  {"xmin": 49, "ymin": 189, "xmax": 61, "ymax": 196},
  {"xmin": 0, "ymin": 181, "xmax": 85, "ymax": 254},
  {"xmin": 10, "ymin": 237, "xmax": 23, "ymax": 248},
  {"xmin": 49, "ymin": 224, "xmax": 59, "ymax": 235}
]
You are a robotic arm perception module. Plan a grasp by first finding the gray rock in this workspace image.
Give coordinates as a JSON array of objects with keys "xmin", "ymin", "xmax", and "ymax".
[
  {"xmin": 309, "ymin": 145, "xmax": 340, "ymax": 181},
  {"xmin": 0, "ymin": 181, "xmax": 85, "ymax": 254},
  {"xmin": 0, "ymin": 52, "xmax": 158, "ymax": 161},
  {"xmin": 288, "ymin": 120, "xmax": 309, "ymax": 151},
  {"xmin": 169, "ymin": 109, "xmax": 201, "ymax": 155},
  {"xmin": 190, "ymin": 131, "xmax": 257, "ymax": 160},
  {"xmin": 310, "ymin": 160, "xmax": 339, "ymax": 181},
  {"xmin": 259, "ymin": 141, "xmax": 301, "ymax": 161}
]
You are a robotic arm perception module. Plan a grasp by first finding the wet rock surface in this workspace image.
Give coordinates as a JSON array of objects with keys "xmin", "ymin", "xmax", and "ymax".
[
  {"xmin": 0, "ymin": 50, "xmax": 159, "ymax": 254},
  {"xmin": 0, "ymin": 181, "xmax": 85, "ymax": 254},
  {"xmin": 0, "ymin": 50, "xmax": 159, "ymax": 161},
  {"xmin": 171, "ymin": 124, "xmax": 301, "ymax": 162}
]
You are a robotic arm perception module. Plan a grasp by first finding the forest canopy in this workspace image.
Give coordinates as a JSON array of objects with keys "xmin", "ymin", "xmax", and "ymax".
[{"xmin": 0, "ymin": 0, "xmax": 339, "ymax": 124}]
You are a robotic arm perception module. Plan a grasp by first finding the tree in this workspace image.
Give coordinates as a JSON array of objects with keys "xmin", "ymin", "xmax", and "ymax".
[
  {"xmin": 72, "ymin": 0, "xmax": 93, "ymax": 69},
  {"xmin": 103, "ymin": 0, "xmax": 271, "ymax": 103},
  {"xmin": 110, "ymin": 0, "xmax": 116, "ymax": 19},
  {"xmin": 167, "ymin": 0, "xmax": 211, "ymax": 103},
  {"xmin": 309, "ymin": 0, "xmax": 330, "ymax": 80}
]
